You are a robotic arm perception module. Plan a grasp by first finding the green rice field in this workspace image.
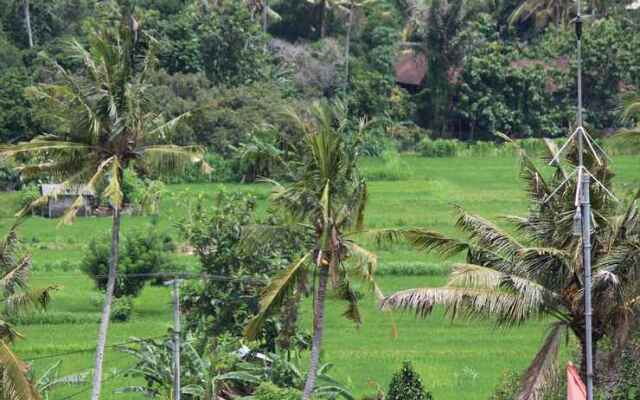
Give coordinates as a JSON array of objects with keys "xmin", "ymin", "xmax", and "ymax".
[{"xmin": 1, "ymin": 154, "xmax": 638, "ymax": 399}]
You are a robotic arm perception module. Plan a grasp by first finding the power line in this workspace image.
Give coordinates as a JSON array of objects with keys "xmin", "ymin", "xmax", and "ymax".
[
  {"xmin": 56, "ymin": 360, "xmax": 136, "ymax": 400},
  {"xmin": 24, "ymin": 335, "xmax": 168, "ymax": 362},
  {"xmin": 28, "ymin": 271, "xmax": 269, "ymax": 284}
]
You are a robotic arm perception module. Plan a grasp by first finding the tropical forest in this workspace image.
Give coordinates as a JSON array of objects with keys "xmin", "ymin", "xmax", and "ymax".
[{"xmin": 0, "ymin": 0, "xmax": 639, "ymax": 399}]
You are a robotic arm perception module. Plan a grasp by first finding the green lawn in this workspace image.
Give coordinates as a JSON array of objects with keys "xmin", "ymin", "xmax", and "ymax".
[{"xmin": 2, "ymin": 154, "xmax": 638, "ymax": 399}]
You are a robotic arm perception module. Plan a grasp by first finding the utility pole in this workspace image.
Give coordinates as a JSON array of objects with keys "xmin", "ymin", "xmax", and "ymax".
[{"xmin": 167, "ymin": 279, "xmax": 182, "ymax": 400}]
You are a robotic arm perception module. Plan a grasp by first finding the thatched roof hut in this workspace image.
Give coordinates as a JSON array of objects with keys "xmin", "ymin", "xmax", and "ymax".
[{"xmin": 40, "ymin": 184, "xmax": 97, "ymax": 218}]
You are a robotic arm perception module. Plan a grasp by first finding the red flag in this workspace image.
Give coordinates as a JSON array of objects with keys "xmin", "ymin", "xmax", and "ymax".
[{"xmin": 567, "ymin": 362, "xmax": 586, "ymax": 400}]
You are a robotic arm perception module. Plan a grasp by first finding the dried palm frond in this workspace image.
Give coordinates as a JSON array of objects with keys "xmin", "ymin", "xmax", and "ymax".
[
  {"xmin": 0, "ymin": 340, "xmax": 41, "ymax": 400},
  {"xmin": 516, "ymin": 323, "xmax": 564, "ymax": 400}
]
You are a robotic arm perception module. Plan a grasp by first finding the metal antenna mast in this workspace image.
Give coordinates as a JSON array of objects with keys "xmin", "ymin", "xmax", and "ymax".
[
  {"xmin": 544, "ymin": 1, "xmax": 618, "ymax": 398},
  {"xmin": 575, "ymin": 2, "xmax": 594, "ymax": 398}
]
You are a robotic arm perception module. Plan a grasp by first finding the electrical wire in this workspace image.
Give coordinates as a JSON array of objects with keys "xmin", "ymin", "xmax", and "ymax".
[{"xmin": 23, "ymin": 335, "xmax": 168, "ymax": 362}]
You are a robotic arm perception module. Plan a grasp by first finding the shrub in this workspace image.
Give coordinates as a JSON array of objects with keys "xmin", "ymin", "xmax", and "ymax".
[
  {"xmin": 35, "ymin": 260, "xmax": 80, "ymax": 273},
  {"xmin": 363, "ymin": 150, "xmax": 412, "ymax": 181},
  {"xmin": 81, "ymin": 224, "xmax": 175, "ymax": 299},
  {"xmin": 488, "ymin": 370, "xmax": 520, "ymax": 400},
  {"xmin": 611, "ymin": 341, "xmax": 640, "ymax": 400},
  {"xmin": 251, "ymin": 382, "xmax": 302, "ymax": 400},
  {"xmin": 121, "ymin": 169, "xmax": 166, "ymax": 215},
  {"xmin": 110, "ymin": 296, "xmax": 133, "ymax": 322},
  {"xmin": 17, "ymin": 184, "xmax": 40, "ymax": 211},
  {"xmin": 417, "ymin": 138, "xmax": 463, "ymax": 158},
  {"xmin": 387, "ymin": 361, "xmax": 433, "ymax": 400}
]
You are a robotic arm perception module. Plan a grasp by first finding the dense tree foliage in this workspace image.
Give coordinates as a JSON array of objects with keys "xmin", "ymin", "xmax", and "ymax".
[
  {"xmin": 1, "ymin": 0, "xmax": 639, "ymax": 160},
  {"xmin": 81, "ymin": 225, "xmax": 175, "ymax": 299},
  {"xmin": 177, "ymin": 191, "xmax": 308, "ymax": 341}
]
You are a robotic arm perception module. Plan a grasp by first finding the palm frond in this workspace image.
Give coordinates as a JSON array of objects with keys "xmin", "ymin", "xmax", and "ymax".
[
  {"xmin": 334, "ymin": 280, "xmax": 362, "ymax": 325},
  {"xmin": 519, "ymin": 155, "xmax": 552, "ymax": 203},
  {"xmin": 245, "ymin": 253, "xmax": 311, "ymax": 340},
  {"xmin": 517, "ymin": 247, "xmax": 572, "ymax": 289},
  {"xmin": 146, "ymin": 112, "xmax": 191, "ymax": 139},
  {"xmin": 455, "ymin": 207, "xmax": 524, "ymax": 258},
  {"xmin": 0, "ymin": 340, "xmax": 41, "ymax": 400},
  {"xmin": 373, "ymin": 228, "xmax": 470, "ymax": 258},
  {"xmin": 448, "ymin": 263, "xmax": 504, "ymax": 289},
  {"xmin": 344, "ymin": 242, "xmax": 384, "ymax": 301},
  {"xmin": 103, "ymin": 157, "xmax": 123, "ymax": 209},
  {"xmin": 0, "ymin": 255, "xmax": 31, "ymax": 294},
  {"xmin": 140, "ymin": 145, "xmax": 206, "ymax": 175},
  {"xmin": 516, "ymin": 323, "xmax": 564, "ymax": 400},
  {"xmin": 0, "ymin": 138, "xmax": 90, "ymax": 158},
  {"xmin": 4, "ymin": 287, "xmax": 56, "ymax": 316},
  {"xmin": 55, "ymin": 157, "xmax": 112, "ymax": 225},
  {"xmin": 0, "ymin": 321, "xmax": 23, "ymax": 343},
  {"xmin": 382, "ymin": 285, "xmax": 544, "ymax": 325}
]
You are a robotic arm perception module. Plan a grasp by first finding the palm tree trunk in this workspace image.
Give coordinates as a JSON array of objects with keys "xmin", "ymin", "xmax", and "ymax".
[
  {"xmin": 302, "ymin": 266, "xmax": 329, "ymax": 400},
  {"xmin": 319, "ymin": 0, "xmax": 327, "ymax": 39},
  {"xmin": 344, "ymin": 1, "xmax": 354, "ymax": 89},
  {"xmin": 262, "ymin": 0, "xmax": 268, "ymax": 32},
  {"xmin": 579, "ymin": 335, "xmax": 598, "ymax": 383},
  {"xmin": 23, "ymin": 0, "xmax": 33, "ymax": 48},
  {"xmin": 90, "ymin": 206, "xmax": 121, "ymax": 400}
]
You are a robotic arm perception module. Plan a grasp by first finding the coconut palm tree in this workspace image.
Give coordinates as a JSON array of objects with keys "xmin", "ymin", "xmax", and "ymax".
[
  {"xmin": 0, "ymin": 341, "xmax": 40, "ymax": 400},
  {"xmin": 509, "ymin": 0, "xmax": 574, "ymax": 30},
  {"xmin": 378, "ymin": 140, "xmax": 640, "ymax": 399},
  {"xmin": 0, "ymin": 5, "xmax": 206, "ymax": 400},
  {"xmin": 0, "ymin": 224, "xmax": 53, "ymax": 343},
  {"xmin": 244, "ymin": 101, "xmax": 381, "ymax": 400},
  {"xmin": 0, "ymin": 224, "xmax": 55, "ymax": 400}
]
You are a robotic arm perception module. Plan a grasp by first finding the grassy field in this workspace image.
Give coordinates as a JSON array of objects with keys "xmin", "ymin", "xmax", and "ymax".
[{"xmin": 2, "ymin": 154, "xmax": 638, "ymax": 399}]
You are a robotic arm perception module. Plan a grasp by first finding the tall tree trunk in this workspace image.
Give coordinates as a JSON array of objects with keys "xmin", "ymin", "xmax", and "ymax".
[
  {"xmin": 262, "ymin": 0, "xmax": 268, "ymax": 32},
  {"xmin": 23, "ymin": 0, "xmax": 33, "ymax": 48},
  {"xmin": 319, "ymin": 0, "xmax": 327, "ymax": 39},
  {"xmin": 90, "ymin": 206, "xmax": 121, "ymax": 400},
  {"xmin": 344, "ymin": 1, "xmax": 354, "ymax": 90},
  {"xmin": 302, "ymin": 266, "xmax": 329, "ymax": 400}
]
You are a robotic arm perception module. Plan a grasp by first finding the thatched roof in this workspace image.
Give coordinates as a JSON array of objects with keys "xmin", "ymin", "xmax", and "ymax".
[
  {"xmin": 40, "ymin": 184, "xmax": 95, "ymax": 197},
  {"xmin": 395, "ymin": 50, "xmax": 427, "ymax": 86}
]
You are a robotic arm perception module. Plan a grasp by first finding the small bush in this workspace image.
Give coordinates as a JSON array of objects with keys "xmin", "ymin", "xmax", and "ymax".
[
  {"xmin": 81, "ymin": 224, "xmax": 175, "ymax": 298},
  {"xmin": 249, "ymin": 382, "xmax": 301, "ymax": 400},
  {"xmin": 488, "ymin": 370, "xmax": 520, "ymax": 400},
  {"xmin": 364, "ymin": 150, "xmax": 412, "ymax": 181},
  {"xmin": 387, "ymin": 361, "xmax": 433, "ymax": 400},
  {"xmin": 110, "ymin": 296, "xmax": 133, "ymax": 322},
  {"xmin": 35, "ymin": 260, "xmax": 80, "ymax": 273},
  {"xmin": 611, "ymin": 341, "xmax": 640, "ymax": 400},
  {"xmin": 17, "ymin": 184, "xmax": 40, "ymax": 211},
  {"xmin": 417, "ymin": 138, "xmax": 463, "ymax": 158}
]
